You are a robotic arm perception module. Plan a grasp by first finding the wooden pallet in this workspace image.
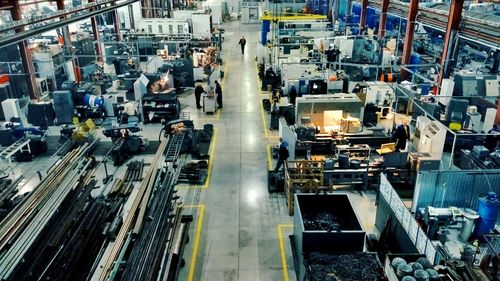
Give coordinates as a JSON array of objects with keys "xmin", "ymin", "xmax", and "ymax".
[{"xmin": 284, "ymin": 160, "xmax": 324, "ymax": 215}]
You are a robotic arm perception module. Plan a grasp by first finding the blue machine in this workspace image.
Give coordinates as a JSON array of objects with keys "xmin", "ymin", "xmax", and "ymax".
[
  {"xmin": 83, "ymin": 94, "xmax": 105, "ymax": 108},
  {"xmin": 409, "ymin": 53, "xmax": 421, "ymax": 73},
  {"xmin": 474, "ymin": 192, "xmax": 500, "ymax": 238}
]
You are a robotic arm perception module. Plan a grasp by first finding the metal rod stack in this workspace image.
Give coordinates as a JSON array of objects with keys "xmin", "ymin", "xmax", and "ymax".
[
  {"xmin": 108, "ymin": 160, "xmax": 145, "ymax": 196},
  {"xmin": 0, "ymin": 140, "xmax": 98, "ymax": 279},
  {"xmin": 97, "ymin": 138, "xmax": 169, "ymax": 281},
  {"xmin": 121, "ymin": 166, "xmax": 182, "ymax": 281}
]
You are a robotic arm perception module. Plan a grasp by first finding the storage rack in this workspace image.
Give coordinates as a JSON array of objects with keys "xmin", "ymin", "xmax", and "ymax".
[{"xmin": 142, "ymin": 91, "xmax": 181, "ymax": 123}]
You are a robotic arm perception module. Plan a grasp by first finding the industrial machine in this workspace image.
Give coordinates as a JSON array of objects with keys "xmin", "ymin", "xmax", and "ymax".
[
  {"xmin": 295, "ymin": 94, "xmax": 363, "ymax": 133},
  {"xmin": 419, "ymin": 206, "xmax": 463, "ymax": 241}
]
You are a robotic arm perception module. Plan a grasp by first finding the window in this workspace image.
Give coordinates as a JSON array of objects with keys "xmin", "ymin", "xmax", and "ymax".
[
  {"xmin": 168, "ymin": 25, "xmax": 173, "ymax": 34},
  {"xmin": 178, "ymin": 25, "xmax": 184, "ymax": 33},
  {"xmin": 158, "ymin": 25, "xmax": 163, "ymax": 33},
  {"xmin": 148, "ymin": 25, "xmax": 153, "ymax": 33}
]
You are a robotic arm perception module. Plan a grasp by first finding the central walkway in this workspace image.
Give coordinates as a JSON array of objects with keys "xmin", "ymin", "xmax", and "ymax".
[{"xmin": 178, "ymin": 21, "xmax": 295, "ymax": 281}]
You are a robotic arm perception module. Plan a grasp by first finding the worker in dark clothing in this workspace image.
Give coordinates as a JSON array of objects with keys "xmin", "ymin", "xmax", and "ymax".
[
  {"xmin": 484, "ymin": 124, "xmax": 500, "ymax": 151},
  {"xmin": 393, "ymin": 120, "xmax": 410, "ymax": 151},
  {"xmin": 289, "ymin": 85, "xmax": 297, "ymax": 106},
  {"xmin": 274, "ymin": 137, "xmax": 289, "ymax": 172},
  {"xmin": 352, "ymin": 83, "xmax": 361, "ymax": 93},
  {"xmin": 215, "ymin": 80, "xmax": 223, "ymax": 109},
  {"xmin": 265, "ymin": 67, "xmax": 276, "ymax": 79},
  {"xmin": 194, "ymin": 84, "xmax": 204, "ymax": 109},
  {"xmin": 238, "ymin": 36, "xmax": 247, "ymax": 54}
]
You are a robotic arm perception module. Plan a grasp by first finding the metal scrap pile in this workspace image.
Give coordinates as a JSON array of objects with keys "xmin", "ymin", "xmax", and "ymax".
[
  {"xmin": 303, "ymin": 211, "xmax": 341, "ymax": 231},
  {"xmin": 307, "ymin": 252, "xmax": 383, "ymax": 281},
  {"xmin": 179, "ymin": 161, "xmax": 208, "ymax": 184}
]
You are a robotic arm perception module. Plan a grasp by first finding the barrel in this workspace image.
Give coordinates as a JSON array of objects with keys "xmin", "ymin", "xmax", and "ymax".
[
  {"xmin": 338, "ymin": 154, "xmax": 350, "ymax": 169},
  {"xmin": 474, "ymin": 192, "xmax": 500, "ymax": 238},
  {"xmin": 350, "ymin": 160, "xmax": 361, "ymax": 169},
  {"xmin": 421, "ymin": 84, "xmax": 430, "ymax": 96},
  {"xmin": 409, "ymin": 53, "xmax": 421, "ymax": 72},
  {"xmin": 84, "ymin": 94, "xmax": 104, "ymax": 108}
]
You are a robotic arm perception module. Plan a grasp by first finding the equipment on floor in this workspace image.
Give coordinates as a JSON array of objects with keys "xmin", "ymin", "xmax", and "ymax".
[
  {"xmin": 203, "ymin": 93, "xmax": 217, "ymax": 114},
  {"xmin": 419, "ymin": 206, "xmax": 463, "ymax": 241},
  {"xmin": 142, "ymin": 91, "xmax": 181, "ymax": 123},
  {"xmin": 178, "ymin": 161, "xmax": 208, "ymax": 184}
]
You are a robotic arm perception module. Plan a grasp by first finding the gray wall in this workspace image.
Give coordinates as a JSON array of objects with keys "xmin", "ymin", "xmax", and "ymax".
[{"xmin": 412, "ymin": 170, "xmax": 500, "ymax": 213}]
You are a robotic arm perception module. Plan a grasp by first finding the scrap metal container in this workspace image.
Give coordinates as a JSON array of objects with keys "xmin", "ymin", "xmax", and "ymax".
[{"xmin": 293, "ymin": 193, "xmax": 366, "ymax": 280}]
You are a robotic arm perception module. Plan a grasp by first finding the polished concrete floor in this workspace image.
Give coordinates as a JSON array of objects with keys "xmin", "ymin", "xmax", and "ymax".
[{"xmin": 175, "ymin": 21, "xmax": 378, "ymax": 281}]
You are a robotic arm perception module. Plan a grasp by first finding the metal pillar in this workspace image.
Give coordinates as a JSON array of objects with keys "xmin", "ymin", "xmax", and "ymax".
[
  {"xmin": 10, "ymin": 0, "xmax": 38, "ymax": 99},
  {"xmin": 377, "ymin": 0, "xmax": 390, "ymax": 38},
  {"xmin": 88, "ymin": 0, "xmax": 103, "ymax": 62},
  {"xmin": 112, "ymin": 2, "xmax": 121, "ymax": 41},
  {"xmin": 399, "ymin": 0, "xmax": 419, "ymax": 81},
  {"xmin": 437, "ymin": 0, "xmax": 464, "ymax": 88},
  {"xmin": 91, "ymin": 17, "xmax": 103, "ymax": 62},
  {"xmin": 359, "ymin": 0, "xmax": 368, "ymax": 32},
  {"xmin": 128, "ymin": 5, "xmax": 135, "ymax": 29},
  {"xmin": 56, "ymin": 0, "xmax": 73, "ymax": 58}
]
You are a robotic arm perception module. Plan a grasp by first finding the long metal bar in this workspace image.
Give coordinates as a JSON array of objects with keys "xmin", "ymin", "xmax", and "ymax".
[
  {"xmin": 0, "ymin": 0, "xmax": 139, "ymax": 47},
  {"xmin": 97, "ymin": 138, "xmax": 168, "ymax": 281}
]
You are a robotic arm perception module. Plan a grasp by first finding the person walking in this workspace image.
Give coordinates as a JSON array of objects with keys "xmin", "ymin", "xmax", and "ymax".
[
  {"xmin": 274, "ymin": 137, "xmax": 289, "ymax": 172},
  {"xmin": 484, "ymin": 124, "xmax": 500, "ymax": 151},
  {"xmin": 393, "ymin": 120, "xmax": 410, "ymax": 151},
  {"xmin": 289, "ymin": 84, "xmax": 297, "ymax": 106},
  {"xmin": 215, "ymin": 80, "xmax": 223, "ymax": 109},
  {"xmin": 238, "ymin": 36, "xmax": 247, "ymax": 55},
  {"xmin": 194, "ymin": 84, "xmax": 204, "ymax": 109}
]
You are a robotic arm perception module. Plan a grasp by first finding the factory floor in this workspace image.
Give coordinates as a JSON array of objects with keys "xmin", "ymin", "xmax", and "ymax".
[
  {"xmin": 174, "ymin": 21, "xmax": 378, "ymax": 281},
  {"xmin": 5, "ymin": 21, "xmax": 379, "ymax": 281}
]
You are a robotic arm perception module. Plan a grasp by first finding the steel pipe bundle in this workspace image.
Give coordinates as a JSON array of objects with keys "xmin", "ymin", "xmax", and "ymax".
[
  {"xmin": 0, "ymin": 140, "xmax": 98, "ymax": 279},
  {"xmin": 97, "ymin": 138, "xmax": 169, "ymax": 281}
]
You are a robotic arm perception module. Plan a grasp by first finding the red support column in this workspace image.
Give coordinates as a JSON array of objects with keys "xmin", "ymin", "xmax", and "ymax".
[
  {"xmin": 56, "ymin": 0, "xmax": 79, "ymax": 84},
  {"xmin": 377, "ymin": 0, "xmax": 390, "ymax": 38},
  {"xmin": 89, "ymin": 0, "xmax": 103, "ymax": 62},
  {"xmin": 112, "ymin": 1, "xmax": 121, "ymax": 41},
  {"xmin": 128, "ymin": 4, "xmax": 135, "ymax": 29},
  {"xmin": 10, "ymin": 0, "xmax": 38, "ymax": 100},
  {"xmin": 436, "ymin": 0, "xmax": 464, "ymax": 89},
  {"xmin": 359, "ymin": 0, "xmax": 368, "ymax": 32},
  {"xmin": 399, "ymin": 0, "xmax": 419, "ymax": 81},
  {"xmin": 91, "ymin": 18, "xmax": 103, "ymax": 62}
]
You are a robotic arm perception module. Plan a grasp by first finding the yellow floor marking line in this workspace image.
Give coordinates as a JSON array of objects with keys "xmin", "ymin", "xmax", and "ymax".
[
  {"xmin": 267, "ymin": 144, "xmax": 273, "ymax": 171},
  {"xmin": 203, "ymin": 128, "xmax": 217, "ymax": 188},
  {"xmin": 184, "ymin": 205, "xmax": 206, "ymax": 281},
  {"xmin": 278, "ymin": 224, "xmax": 293, "ymax": 281},
  {"xmin": 177, "ymin": 128, "xmax": 218, "ymax": 189}
]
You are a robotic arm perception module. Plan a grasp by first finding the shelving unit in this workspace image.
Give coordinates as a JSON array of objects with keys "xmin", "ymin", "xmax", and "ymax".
[{"xmin": 141, "ymin": 91, "xmax": 181, "ymax": 123}]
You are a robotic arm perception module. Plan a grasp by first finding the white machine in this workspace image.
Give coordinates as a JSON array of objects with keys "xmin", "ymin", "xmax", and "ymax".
[
  {"xmin": 415, "ymin": 116, "xmax": 447, "ymax": 160},
  {"xmin": 203, "ymin": 94, "xmax": 217, "ymax": 114},
  {"xmin": 1, "ymin": 99, "xmax": 23, "ymax": 125}
]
